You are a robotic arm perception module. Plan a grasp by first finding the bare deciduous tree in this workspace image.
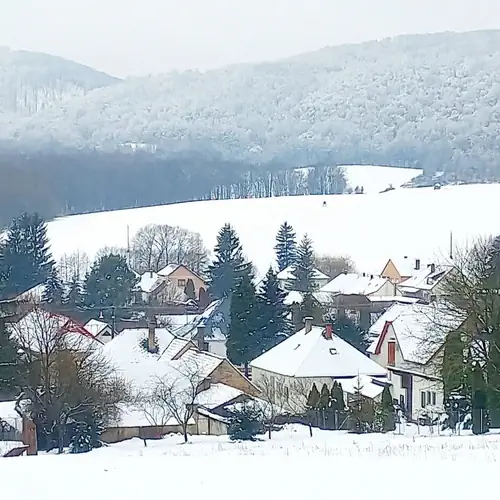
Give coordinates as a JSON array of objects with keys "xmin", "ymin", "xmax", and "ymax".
[
  {"xmin": 147, "ymin": 358, "xmax": 207, "ymax": 443},
  {"xmin": 94, "ymin": 246, "xmax": 129, "ymax": 262},
  {"xmin": 58, "ymin": 251, "xmax": 90, "ymax": 282},
  {"xmin": 256, "ymin": 374, "xmax": 290, "ymax": 439},
  {"xmin": 11, "ymin": 308, "xmax": 129, "ymax": 452},
  {"xmin": 130, "ymin": 223, "xmax": 208, "ymax": 274},
  {"xmin": 314, "ymin": 254, "xmax": 355, "ymax": 279}
]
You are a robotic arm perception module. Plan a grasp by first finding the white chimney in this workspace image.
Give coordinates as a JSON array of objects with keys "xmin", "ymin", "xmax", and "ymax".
[{"xmin": 304, "ymin": 317, "xmax": 313, "ymax": 334}]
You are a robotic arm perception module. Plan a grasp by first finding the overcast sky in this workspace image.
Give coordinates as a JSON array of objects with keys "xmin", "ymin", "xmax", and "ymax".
[{"xmin": 1, "ymin": 0, "xmax": 500, "ymax": 77}]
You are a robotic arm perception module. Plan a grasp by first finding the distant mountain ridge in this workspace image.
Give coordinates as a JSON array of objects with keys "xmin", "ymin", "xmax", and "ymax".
[
  {"xmin": 0, "ymin": 47, "xmax": 119, "ymax": 118},
  {"xmin": 3, "ymin": 31, "xmax": 500, "ymax": 178}
]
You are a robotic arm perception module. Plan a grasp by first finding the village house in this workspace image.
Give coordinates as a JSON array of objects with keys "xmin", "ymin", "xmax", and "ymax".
[
  {"xmin": 367, "ymin": 302, "xmax": 465, "ymax": 421},
  {"xmin": 157, "ymin": 264, "xmax": 208, "ymax": 301},
  {"xmin": 277, "ymin": 265, "xmax": 330, "ymax": 290},
  {"xmin": 380, "ymin": 256, "xmax": 424, "ymax": 283},
  {"xmin": 396, "ymin": 264, "xmax": 453, "ymax": 301},
  {"xmin": 83, "ymin": 318, "xmax": 116, "ymax": 344},
  {"xmin": 250, "ymin": 317, "xmax": 388, "ymax": 412}
]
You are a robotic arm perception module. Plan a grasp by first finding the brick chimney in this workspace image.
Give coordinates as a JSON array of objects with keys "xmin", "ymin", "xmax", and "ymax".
[
  {"xmin": 415, "ymin": 258, "xmax": 421, "ymax": 271},
  {"xmin": 196, "ymin": 325, "xmax": 206, "ymax": 351},
  {"xmin": 304, "ymin": 316, "xmax": 313, "ymax": 334},
  {"xmin": 324, "ymin": 323, "xmax": 333, "ymax": 340},
  {"xmin": 147, "ymin": 316, "xmax": 157, "ymax": 353}
]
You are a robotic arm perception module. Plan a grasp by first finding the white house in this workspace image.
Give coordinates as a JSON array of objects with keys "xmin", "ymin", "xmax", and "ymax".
[
  {"xmin": 250, "ymin": 318, "xmax": 388, "ymax": 411},
  {"xmin": 396, "ymin": 264, "xmax": 453, "ymax": 301},
  {"xmin": 367, "ymin": 302, "xmax": 465, "ymax": 420},
  {"xmin": 277, "ymin": 265, "xmax": 330, "ymax": 290},
  {"xmin": 83, "ymin": 319, "xmax": 115, "ymax": 344}
]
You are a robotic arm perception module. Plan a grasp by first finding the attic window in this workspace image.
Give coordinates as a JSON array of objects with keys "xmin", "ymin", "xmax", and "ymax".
[{"xmin": 329, "ymin": 348, "xmax": 338, "ymax": 355}]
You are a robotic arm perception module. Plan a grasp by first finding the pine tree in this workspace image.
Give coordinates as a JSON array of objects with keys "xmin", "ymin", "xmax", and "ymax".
[
  {"xmin": 318, "ymin": 383, "xmax": 330, "ymax": 410},
  {"xmin": 227, "ymin": 265, "xmax": 259, "ymax": 369},
  {"xmin": 377, "ymin": 386, "xmax": 396, "ymax": 432},
  {"xmin": 42, "ymin": 267, "xmax": 64, "ymax": 304},
  {"xmin": 331, "ymin": 315, "xmax": 369, "ymax": 352},
  {"xmin": 306, "ymin": 383, "xmax": 320, "ymax": 409},
  {"xmin": 290, "ymin": 234, "xmax": 317, "ymax": 293},
  {"xmin": 0, "ymin": 319, "xmax": 22, "ymax": 399},
  {"xmin": 65, "ymin": 275, "xmax": 84, "ymax": 307},
  {"xmin": 1, "ymin": 213, "xmax": 54, "ymax": 297},
  {"xmin": 275, "ymin": 221, "xmax": 297, "ymax": 272},
  {"xmin": 207, "ymin": 224, "xmax": 251, "ymax": 299},
  {"xmin": 184, "ymin": 278, "xmax": 196, "ymax": 300},
  {"xmin": 255, "ymin": 267, "xmax": 293, "ymax": 356},
  {"xmin": 85, "ymin": 254, "xmax": 138, "ymax": 307}
]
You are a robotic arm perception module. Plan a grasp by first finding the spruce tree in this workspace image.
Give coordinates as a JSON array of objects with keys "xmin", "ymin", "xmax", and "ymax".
[
  {"xmin": 275, "ymin": 221, "xmax": 297, "ymax": 272},
  {"xmin": 208, "ymin": 224, "xmax": 251, "ymax": 299},
  {"xmin": 85, "ymin": 254, "xmax": 138, "ymax": 307},
  {"xmin": 379, "ymin": 386, "xmax": 396, "ymax": 432},
  {"xmin": 184, "ymin": 278, "xmax": 196, "ymax": 300},
  {"xmin": 331, "ymin": 315, "xmax": 369, "ymax": 353},
  {"xmin": 255, "ymin": 267, "xmax": 293, "ymax": 356},
  {"xmin": 290, "ymin": 234, "xmax": 317, "ymax": 293},
  {"xmin": 42, "ymin": 267, "xmax": 64, "ymax": 304},
  {"xmin": 1, "ymin": 212, "xmax": 54, "ymax": 297},
  {"xmin": 318, "ymin": 383, "xmax": 330, "ymax": 410},
  {"xmin": 65, "ymin": 275, "xmax": 84, "ymax": 307},
  {"xmin": 227, "ymin": 265, "xmax": 259, "ymax": 370},
  {"xmin": 306, "ymin": 383, "xmax": 320, "ymax": 409}
]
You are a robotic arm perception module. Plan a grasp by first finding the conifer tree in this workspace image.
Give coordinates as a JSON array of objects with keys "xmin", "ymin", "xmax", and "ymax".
[
  {"xmin": 331, "ymin": 315, "xmax": 369, "ymax": 353},
  {"xmin": 1, "ymin": 212, "xmax": 54, "ymax": 297},
  {"xmin": 379, "ymin": 386, "xmax": 396, "ymax": 432},
  {"xmin": 290, "ymin": 234, "xmax": 317, "ymax": 293},
  {"xmin": 184, "ymin": 278, "xmax": 196, "ymax": 300},
  {"xmin": 255, "ymin": 267, "xmax": 293, "ymax": 356},
  {"xmin": 227, "ymin": 265, "xmax": 259, "ymax": 371},
  {"xmin": 65, "ymin": 275, "xmax": 84, "ymax": 307},
  {"xmin": 306, "ymin": 383, "xmax": 320, "ymax": 409},
  {"xmin": 275, "ymin": 221, "xmax": 297, "ymax": 272},
  {"xmin": 207, "ymin": 224, "xmax": 251, "ymax": 299},
  {"xmin": 330, "ymin": 382, "xmax": 345, "ymax": 429},
  {"xmin": 42, "ymin": 267, "xmax": 64, "ymax": 304},
  {"xmin": 318, "ymin": 383, "xmax": 330, "ymax": 410},
  {"xmin": 85, "ymin": 254, "xmax": 137, "ymax": 307}
]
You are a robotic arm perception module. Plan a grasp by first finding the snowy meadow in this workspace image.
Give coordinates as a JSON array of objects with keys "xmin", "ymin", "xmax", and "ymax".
[{"xmin": 1, "ymin": 425, "xmax": 499, "ymax": 499}]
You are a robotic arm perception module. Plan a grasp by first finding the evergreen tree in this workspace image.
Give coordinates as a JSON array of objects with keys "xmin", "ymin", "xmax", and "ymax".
[
  {"xmin": 65, "ymin": 275, "xmax": 84, "ymax": 307},
  {"xmin": 348, "ymin": 377, "xmax": 375, "ymax": 433},
  {"xmin": 228, "ymin": 402, "xmax": 265, "ymax": 441},
  {"xmin": 331, "ymin": 315, "xmax": 369, "ymax": 352},
  {"xmin": 275, "ymin": 221, "xmax": 297, "ymax": 272},
  {"xmin": 306, "ymin": 383, "xmax": 320, "ymax": 409},
  {"xmin": 184, "ymin": 278, "xmax": 196, "ymax": 300},
  {"xmin": 1, "ymin": 213, "xmax": 54, "ymax": 297},
  {"xmin": 377, "ymin": 386, "xmax": 396, "ymax": 432},
  {"xmin": 318, "ymin": 383, "xmax": 330, "ymax": 410},
  {"xmin": 0, "ymin": 320, "xmax": 22, "ymax": 399},
  {"xmin": 85, "ymin": 254, "xmax": 137, "ymax": 307},
  {"xmin": 329, "ymin": 382, "xmax": 345, "ymax": 430},
  {"xmin": 42, "ymin": 267, "xmax": 64, "ymax": 304},
  {"xmin": 207, "ymin": 224, "xmax": 251, "ymax": 299},
  {"xmin": 255, "ymin": 267, "xmax": 293, "ymax": 356},
  {"xmin": 471, "ymin": 364, "xmax": 489, "ymax": 435},
  {"xmin": 227, "ymin": 265, "xmax": 259, "ymax": 369},
  {"xmin": 442, "ymin": 330, "xmax": 466, "ymax": 399},
  {"xmin": 290, "ymin": 234, "xmax": 317, "ymax": 293}
]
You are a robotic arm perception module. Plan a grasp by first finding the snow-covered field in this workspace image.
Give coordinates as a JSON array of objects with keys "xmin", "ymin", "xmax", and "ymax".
[
  {"xmin": 2, "ymin": 425, "xmax": 499, "ymax": 499},
  {"xmin": 47, "ymin": 181, "xmax": 500, "ymax": 275},
  {"xmin": 341, "ymin": 164, "xmax": 422, "ymax": 193}
]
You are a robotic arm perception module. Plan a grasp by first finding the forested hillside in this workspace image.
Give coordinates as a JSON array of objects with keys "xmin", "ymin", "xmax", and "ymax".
[{"xmin": 3, "ymin": 31, "xmax": 500, "ymax": 179}]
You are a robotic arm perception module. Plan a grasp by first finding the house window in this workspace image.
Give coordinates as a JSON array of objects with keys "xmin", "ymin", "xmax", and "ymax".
[
  {"xmin": 421, "ymin": 391, "xmax": 437, "ymax": 408},
  {"xmin": 178, "ymin": 279, "xmax": 186, "ymax": 288},
  {"xmin": 388, "ymin": 341, "xmax": 396, "ymax": 366},
  {"xmin": 203, "ymin": 342, "xmax": 209, "ymax": 351},
  {"xmin": 421, "ymin": 391, "xmax": 426, "ymax": 408}
]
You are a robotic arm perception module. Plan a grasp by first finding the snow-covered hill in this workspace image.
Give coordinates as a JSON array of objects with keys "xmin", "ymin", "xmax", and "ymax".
[
  {"xmin": 4, "ymin": 30, "xmax": 500, "ymax": 174},
  {"xmin": 47, "ymin": 183, "xmax": 499, "ymax": 275},
  {"xmin": 341, "ymin": 165, "xmax": 422, "ymax": 193},
  {"xmin": 0, "ymin": 47, "xmax": 119, "ymax": 118}
]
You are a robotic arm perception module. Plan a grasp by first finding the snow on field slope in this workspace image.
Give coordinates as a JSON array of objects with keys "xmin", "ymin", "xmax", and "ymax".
[
  {"xmin": 47, "ymin": 183, "xmax": 500, "ymax": 275},
  {"xmin": 1, "ymin": 426, "xmax": 499, "ymax": 499},
  {"xmin": 341, "ymin": 165, "xmax": 422, "ymax": 193}
]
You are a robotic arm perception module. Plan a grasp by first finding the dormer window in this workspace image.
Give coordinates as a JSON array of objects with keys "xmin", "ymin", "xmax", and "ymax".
[{"xmin": 329, "ymin": 348, "xmax": 338, "ymax": 355}]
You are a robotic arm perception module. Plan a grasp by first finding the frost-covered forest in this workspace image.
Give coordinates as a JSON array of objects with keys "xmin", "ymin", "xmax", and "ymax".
[
  {"xmin": 0, "ymin": 47, "xmax": 118, "ymax": 117},
  {"xmin": 2, "ymin": 31, "xmax": 500, "ymax": 178}
]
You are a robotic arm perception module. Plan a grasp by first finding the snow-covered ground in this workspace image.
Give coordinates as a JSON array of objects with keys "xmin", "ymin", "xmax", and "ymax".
[
  {"xmin": 46, "ymin": 182, "xmax": 500, "ymax": 275},
  {"xmin": 1, "ymin": 425, "xmax": 499, "ymax": 499},
  {"xmin": 341, "ymin": 164, "xmax": 422, "ymax": 193}
]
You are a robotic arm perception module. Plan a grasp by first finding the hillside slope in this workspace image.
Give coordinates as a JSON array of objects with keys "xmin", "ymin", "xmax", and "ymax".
[
  {"xmin": 4, "ymin": 30, "xmax": 500, "ymax": 176},
  {"xmin": 0, "ymin": 47, "xmax": 119, "ymax": 118}
]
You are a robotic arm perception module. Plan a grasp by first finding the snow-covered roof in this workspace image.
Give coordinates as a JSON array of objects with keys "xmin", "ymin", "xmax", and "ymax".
[
  {"xmin": 84, "ymin": 319, "xmax": 110, "ymax": 336},
  {"xmin": 339, "ymin": 375, "xmax": 387, "ymax": 399},
  {"xmin": 250, "ymin": 325, "xmax": 386, "ymax": 378},
  {"xmin": 157, "ymin": 264, "xmax": 180, "ymax": 277},
  {"xmin": 277, "ymin": 265, "xmax": 329, "ymax": 282},
  {"xmin": 114, "ymin": 403, "xmax": 195, "ymax": 427},
  {"xmin": 386, "ymin": 257, "xmax": 424, "ymax": 278},
  {"xmin": 368, "ymin": 295, "xmax": 420, "ymax": 304},
  {"xmin": 0, "ymin": 401, "xmax": 22, "ymax": 432},
  {"xmin": 398, "ymin": 265, "xmax": 452, "ymax": 292},
  {"xmin": 284, "ymin": 291, "xmax": 304, "ymax": 305},
  {"xmin": 319, "ymin": 273, "xmax": 388, "ymax": 296},
  {"xmin": 174, "ymin": 299, "xmax": 227, "ymax": 339},
  {"xmin": 136, "ymin": 271, "xmax": 164, "ymax": 293},
  {"xmin": 367, "ymin": 302, "xmax": 466, "ymax": 364},
  {"xmin": 9, "ymin": 309, "xmax": 100, "ymax": 353},
  {"xmin": 14, "ymin": 283, "xmax": 46, "ymax": 303},
  {"xmin": 194, "ymin": 383, "xmax": 244, "ymax": 409}
]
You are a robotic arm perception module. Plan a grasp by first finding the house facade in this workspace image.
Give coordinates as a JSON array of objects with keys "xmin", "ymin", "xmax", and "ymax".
[
  {"xmin": 367, "ymin": 302, "xmax": 465, "ymax": 420},
  {"xmin": 158, "ymin": 264, "xmax": 207, "ymax": 300},
  {"xmin": 380, "ymin": 257, "xmax": 424, "ymax": 283}
]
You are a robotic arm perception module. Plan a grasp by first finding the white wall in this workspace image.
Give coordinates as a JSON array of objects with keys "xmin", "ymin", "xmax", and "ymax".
[{"xmin": 208, "ymin": 339, "xmax": 227, "ymax": 358}]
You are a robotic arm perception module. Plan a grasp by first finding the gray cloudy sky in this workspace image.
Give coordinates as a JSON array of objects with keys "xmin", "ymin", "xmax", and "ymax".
[{"xmin": 1, "ymin": 0, "xmax": 499, "ymax": 77}]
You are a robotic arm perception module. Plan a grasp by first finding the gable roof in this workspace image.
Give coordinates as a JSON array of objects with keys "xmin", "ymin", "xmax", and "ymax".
[
  {"xmin": 84, "ymin": 319, "xmax": 110, "ymax": 336},
  {"xmin": 157, "ymin": 264, "xmax": 180, "ymax": 277},
  {"xmin": 136, "ymin": 271, "xmax": 165, "ymax": 293},
  {"xmin": 277, "ymin": 265, "xmax": 330, "ymax": 282},
  {"xmin": 250, "ymin": 325, "xmax": 386, "ymax": 378},
  {"xmin": 367, "ymin": 302, "xmax": 465, "ymax": 364},
  {"xmin": 319, "ymin": 273, "xmax": 389, "ymax": 296},
  {"xmin": 397, "ymin": 265, "xmax": 452, "ymax": 293}
]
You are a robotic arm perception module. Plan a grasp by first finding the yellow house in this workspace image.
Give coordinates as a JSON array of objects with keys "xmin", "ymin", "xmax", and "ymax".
[
  {"xmin": 380, "ymin": 257, "xmax": 422, "ymax": 283},
  {"xmin": 158, "ymin": 264, "xmax": 207, "ymax": 299}
]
